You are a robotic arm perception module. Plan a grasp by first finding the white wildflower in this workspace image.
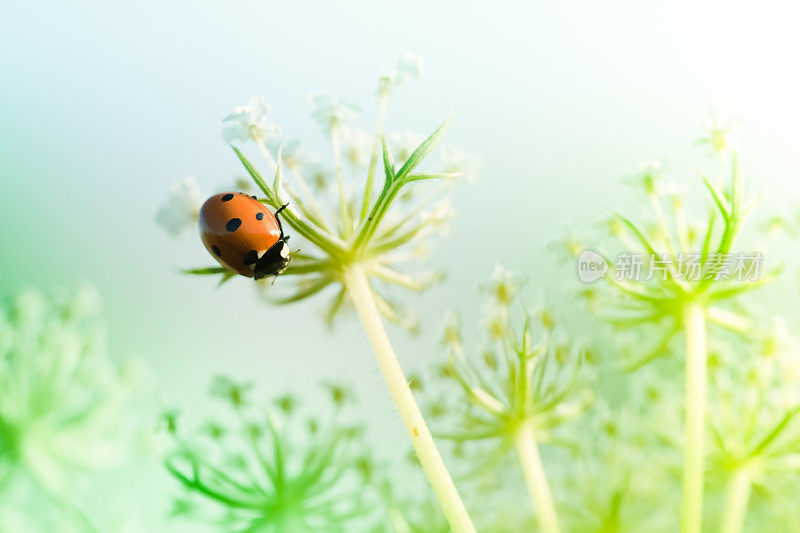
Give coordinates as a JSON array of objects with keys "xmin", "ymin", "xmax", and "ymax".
[
  {"xmin": 655, "ymin": 180, "xmax": 688, "ymax": 198},
  {"xmin": 420, "ymin": 197, "xmax": 455, "ymax": 237},
  {"xmin": 308, "ymin": 92, "xmax": 359, "ymax": 135},
  {"xmin": 699, "ymin": 103, "xmax": 743, "ymax": 156},
  {"xmin": 392, "ymin": 53, "xmax": 424, "ymax": 86},
  {"xmin": 439, "ymin": 144, "xmax": 480, "ymax": 182},
  {"xmin": 339, "ymin": 127, "xmax": 372, "ymax": 169},
  {"xmin": 155, "ymin": 176, "xmax": 202, "ymax": 237},
  {"xmin": 222, "ymin": 96, "xmax": 282, "ymax": 143},
  {"xmin": 389, "ymin": 130, "xmax": 425, "ymax": 162}
]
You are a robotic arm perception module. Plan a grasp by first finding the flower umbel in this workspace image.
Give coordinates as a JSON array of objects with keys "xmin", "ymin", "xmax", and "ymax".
[
  {"xmin": 0, "ymin": 285, "xmax": 142, "ymax": 530},
  {"xmin": 584, "ymin": 121, "xmax": 772, "ymax": 533},
  {"xmin": 177, "ymin": 55, "xmax": 478, "ymax": 532},
  {"xmin": 166, "ymin": 378, "xmax": 376, "ymax": 532},
  {"xmin": 433, "ymin": 271, "xmax": 592, "ymax": 533}
]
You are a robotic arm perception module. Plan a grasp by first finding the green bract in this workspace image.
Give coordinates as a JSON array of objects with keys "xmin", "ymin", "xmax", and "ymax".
[
  {"xmin": 585, "ymin": 154, "xmax": 775, "ymax": 371},
  {"xmin": 185, "ymin": 67, "xmax": 465, "ymax": 331},
  {"xmin": 176, "ymin": 56, "xmax": 478, "ymax": 532},
  {"xmin": 165, "ymin": 378, "xmax": 377, "ymax": 532},
  {"xmin": 432, "ymin": 269, "xmax": 592, "ymax": 533}
]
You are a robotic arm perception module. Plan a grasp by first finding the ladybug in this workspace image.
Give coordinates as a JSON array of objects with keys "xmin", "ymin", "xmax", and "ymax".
[{"xmin": 199, "ymin": 192, "xmax": 291, "ymax": 280}]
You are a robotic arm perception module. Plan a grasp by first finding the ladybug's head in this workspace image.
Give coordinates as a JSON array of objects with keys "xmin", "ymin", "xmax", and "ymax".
[{"xmin": 254, "ymin": 238, "xmax": 291, "ymax": 280}]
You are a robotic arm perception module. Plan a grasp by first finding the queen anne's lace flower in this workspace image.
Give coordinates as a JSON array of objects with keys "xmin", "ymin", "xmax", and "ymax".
[
  {"xmin": 389, "ymin": 130, "xmax": 425, "ymax": 162},
  {"xmin": 308, "ymin": 93, "xmax": 359, "ymax": 134},
  {"xmin": 0, "ymin": 285, "xmax": 143, "ymax": 529},
  {"xmin": 155, "ymin": 176, "xmax": 202, "ymax": 237},
  {"xmin": 166, "ymin": 378, "xmax": 379, "ymax": 532},
  {"xmin": 340, "ymin": 127, "xmax": 372, "ymax": 169},
  {"xmin": 222, "ymin": 95, "xmax": 282, "ymax": 143},
  {"xmin": 438, "ymin": 144, "xmax": 480, "ymax": 182},
  {"xmin": 392, "ymin": 53, "xmax": 424, "ymax": 86}
]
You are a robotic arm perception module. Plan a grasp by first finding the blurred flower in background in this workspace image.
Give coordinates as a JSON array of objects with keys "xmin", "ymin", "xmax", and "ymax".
[
  {"xmin": 155, "ymin": 176, "xmax": 203, "ymax": 237},
  {"xmin": 0, "ymin": 285, "xmax": 146, "ymax": 530},
  {"xmin": 164, "ymin": 377, "xmax": 380, "ymax": 532}
]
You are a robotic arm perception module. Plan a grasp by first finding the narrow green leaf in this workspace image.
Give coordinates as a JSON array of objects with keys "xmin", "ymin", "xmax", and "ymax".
[
  {"xmin": 183, "ymin": 266, "xmax": 229, "ymax": 275},
  {"xmin": 395, "ymin": 115, "xmax": 452, "ymax": 180},
  {"xmin": 231, "ymin": 146, "xmax": 275, "ymax": 202},
  {"xmin": 701, "ymin": 173, "xmax": 731, "ymax": 220},
  {"xmin": 404, "ymin": 172, "xmax": 460, "ymax": 183},
  {"xmin": 615, "ymin": 213, "xmax": 659, "ymax": 255},
  {"xmin": 268, "ymin": 277, "xmax": 332, "ymax": 305},
  {"xmin": 218, "ymin": 271, "xmax": 236, "ymax": 286},
  {"xmin": 381, "ymin": 136, "xmax": 396, "ymax": 184}
]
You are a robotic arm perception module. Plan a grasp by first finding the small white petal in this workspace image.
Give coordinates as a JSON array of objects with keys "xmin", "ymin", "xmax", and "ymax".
[
  {"xmin": 393, "ymin": 53, "xmax": 424, "ymax": 86},
  {"xmin": 156, "ymin": 176, "xmax": 202, "ymax": 237},
  {"xmin": 222, "ymin": 123, "xmax": 252, "ymax": 143},
  {"xmin": 248, "ymin": 95, "xmax": 271, "ymax": 121}
]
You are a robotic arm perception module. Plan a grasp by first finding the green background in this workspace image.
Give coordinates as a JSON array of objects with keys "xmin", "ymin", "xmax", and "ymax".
[{"xmin": 1, "ymin": 1, "xmax": 799, "ymax": 529}]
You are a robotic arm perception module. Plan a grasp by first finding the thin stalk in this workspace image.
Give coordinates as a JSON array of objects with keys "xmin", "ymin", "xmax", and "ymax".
[
  {"xmin": 286, "ymin": 162, "xmax": 336, "ymax": 231},
  {"xmin": 719, "ymin": 465, "xmax": 754, "ymax": 533},
  {"xmin": 361, "ymin": 93, "xmax": 390, "ymax": 221},
  {"xmin": 681, "ymin": 303, "xmax": 707, "ymax": 533},
  {"xmin": 330, "ymin": 126, "xmax": 352, "ymax": 237},
  {"xmin": 513, "ymin": 421, "xmax": 561, "ymax": 533},
  {"xmin": 255, "ymin": 139, "xmax": 278, "ymax": 172},
  {"xmin": 38, "ymin": 480, "xmax": 101, "ymax": 533},
  {"xmin": 342, "ymin": 264, "xmax": 475, "ymax": 533}
]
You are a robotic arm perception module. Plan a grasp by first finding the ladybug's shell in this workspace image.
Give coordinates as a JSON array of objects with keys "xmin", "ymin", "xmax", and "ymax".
[{"xmin": 199, "ymin": 192, "xmax": 281, "ymax": 277}]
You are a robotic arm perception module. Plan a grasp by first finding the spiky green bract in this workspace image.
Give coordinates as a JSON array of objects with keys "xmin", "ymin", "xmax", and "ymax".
[
  {"xmin": 706, "ymin": 321, "xmax": 800, "ymax": 533},
  {"xmin": 230, "ymin": 117, "xmax": 454, "ymax": 332},
  {"xmin": 580, "ymin": 154, "xmax": 771, "ymax": 371},
  {"xmin": 431, "ymin": 268, "xmax": 592, "ymax": 533},
  {"xmin": 165, "ymin": 378, "xmax": 378, "ymax": 532},
  {"xmin": 558, "ymin": 378, "xmax": 682, "ymax": 533}
]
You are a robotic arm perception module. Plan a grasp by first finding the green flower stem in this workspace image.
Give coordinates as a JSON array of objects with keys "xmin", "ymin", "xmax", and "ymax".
[
  {"xmin": 513, "ymin": 421, "xmax": 561, "ymax": 533},
  {"xmin": 342, "ymin": 264, "xmax": 475, "ymax": 533},
  {"xmin": 681, "ymin": 303, "xmax": 708, "ymax": 533},
  {"xmin": 719, "ymin": 464, "xmax": 754, "ymax": 533}
]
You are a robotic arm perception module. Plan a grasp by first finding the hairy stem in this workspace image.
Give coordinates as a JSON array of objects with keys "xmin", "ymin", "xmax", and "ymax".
[
  {"xmin": 342, "ymin": 264, "xmax": 475, "ymax": 533},
  {"xmin": 681, "ymin": 303, "xmax": 707, "ymax": 533},
  {"xmin": 514, "ymin": 421, "xmax": 561, "ymax": 533},
  {"xmin": 719, "ymin": 465, "xmax": 753, "ymax": 533}
]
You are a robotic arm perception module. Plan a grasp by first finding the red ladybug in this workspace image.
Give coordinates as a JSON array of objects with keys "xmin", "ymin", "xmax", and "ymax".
[{"xmin": 199, "ymin": 192, "xmax": 291, "ymax": 279}]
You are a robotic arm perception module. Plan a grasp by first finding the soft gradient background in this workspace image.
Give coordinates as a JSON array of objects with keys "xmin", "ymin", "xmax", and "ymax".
[{"xmin": 2, "ymin": 1, "xmax": 800, "ymax": 529}]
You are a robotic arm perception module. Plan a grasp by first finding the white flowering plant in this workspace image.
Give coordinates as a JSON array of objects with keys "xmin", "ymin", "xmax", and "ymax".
[
  {"xmin": 155, "ymin": 53, "xmax": 800, "ymax": 533},
  {"xmin": 0, "ymin": 285, "xmax": 144, "ymax": 532}
]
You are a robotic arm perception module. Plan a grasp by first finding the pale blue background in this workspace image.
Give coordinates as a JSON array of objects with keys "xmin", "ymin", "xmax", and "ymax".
[{"xmin": 2, "ymin": 1, "xmax": 799, "ymax": 529}]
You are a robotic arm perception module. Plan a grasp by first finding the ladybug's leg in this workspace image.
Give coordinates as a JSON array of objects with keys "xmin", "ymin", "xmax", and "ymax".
[{"xmin": 274, "ymin": 203, "xmax": 289, "ymax": 237}]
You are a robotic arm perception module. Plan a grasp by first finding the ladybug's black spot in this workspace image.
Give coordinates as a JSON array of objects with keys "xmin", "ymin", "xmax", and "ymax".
[
  {"xmin": 226, "ymin": 218, "xmax": 242, "ymax": 232},
  {"xmin": 221, "ymin": 193, "xmax": 234, "ymax": 202},
  {"xmin": 243, "ymin": 249, "xmax": 259, "ymax": 265},
  {"xmin": 250, "ymin": 195, "xmax": 258, "ymax": 199},
  {"xmin": 211, "ymin": 245, "xmax": 221, "ymax": 257},
  {"xmin": 256, "ymin": 212, "xmax": 264, "ymax": 220}
]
